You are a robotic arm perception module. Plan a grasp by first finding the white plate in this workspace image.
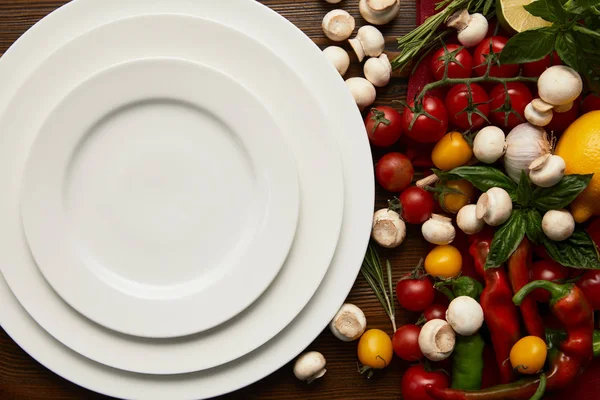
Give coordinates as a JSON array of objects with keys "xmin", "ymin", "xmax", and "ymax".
[
  {"xmin": 20, "ymin": 57, "xmax": 300, "ymax": 338},
  {"xmin": 0, "ymin": 15, "xmax": 345, "ymax": 374},
  {"xmin": 0, "ymin": 0, "xmax": 374, "ymax": 398}
]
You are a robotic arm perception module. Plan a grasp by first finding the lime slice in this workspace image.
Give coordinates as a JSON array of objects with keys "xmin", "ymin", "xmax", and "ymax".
[{"xmin": 496, "ymin": 0, "xmax": 553, "ymax": 34}]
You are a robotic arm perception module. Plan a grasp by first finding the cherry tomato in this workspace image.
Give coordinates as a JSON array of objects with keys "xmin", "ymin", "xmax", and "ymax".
[
  {"xmin": 392, "ymin": 324, "xmax": 423, "ymax": 361},
  {"xmin": 396, "ymin": 275, "xmax": 435, "ymax": 312},
  {"xmin": 375, "ymin": 152, "xmax": 414, "ymax": 192},
  {"xmin": 357, "ymin": 329, "xmax": 394, "ymax": 369},
  {"xmin": 445, "ymin": 83, "xmax": 490, "ymax": 130},
  {"xmin": 423, "ymin": 303, "xmax": 448, "ymax": 321},
  {"xmin": 530, "ymin": 260, "xmax": 570, "ymax": 303},
  {"xmin": 431, "ymin": 132, "xmax": 473, "ymax": 171},
  {"xmin": 439, "ymin": 179, "xmax": 476, "ymax": 214},
  {"xmin": 400, "ymin": 186, "xmax": 435, "ymax": 224},
  {"xmin": 425, "ymin": 245, "xmax": 462, "ymax": 278},
  {"xmin": 546, "ymin": 100, "xmax": 580, "ymax": 134},
  {"xmin": 430, "ymin": 44, "xmax": 473, "ymax": 81},
  {"xmin": 402, "ymin": 96, "xmax": 449, "ymax": 144},
  {"xmin": 473, "ymin": 37, "xmax": 519, "ymax": 78},
  {"xmin": 577, "ymin": 270, "xmax": 600, "ymax": 310},
  {"xmin": 401, "ymin": 364, "xmax": 450, "ymax": 400},
  {"xmin": 365, "ymin": 106, "xmax": 403, "ymax": 147},
  {"xmin": 522, "ymin": 51, "xmax": 562, "ymax": 77},
  {"xmin": 582, "ymin": 93, "xmax": 600, "ymax": 113},
  {"xmin": 510, "ymin": 336, "xmax": 547, "ymax": 374},
  {"xmin": 489, "ymin": 82, "xmax": 533, "ymax": 130}
]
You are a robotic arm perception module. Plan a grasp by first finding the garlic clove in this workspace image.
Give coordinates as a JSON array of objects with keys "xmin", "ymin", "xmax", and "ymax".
[{"xmin": 504, "ymin": 123, "xmax": 551, "ymax": 183}]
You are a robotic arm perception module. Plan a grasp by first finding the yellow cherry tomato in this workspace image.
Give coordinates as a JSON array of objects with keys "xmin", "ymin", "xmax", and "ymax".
[
  {"xmin": 431, "ymin": 132, "xmax": 473, "ymax": 171},
  {"xmin": 440, "ymin": 180, "xmax": 476, "ymax": 214},
  {"xmin": 424, "ymin": 245, "xmax": 462, "ymax": 278},
  {"xmin": 510, "ymin": 336, "xmax": 547, "ymax": 374},
  {"xmin": 357, "ymin": 329, "xmax": 394, "ymax": 369}
]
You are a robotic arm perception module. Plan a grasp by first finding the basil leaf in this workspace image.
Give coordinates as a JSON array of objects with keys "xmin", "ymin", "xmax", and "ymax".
[
  {"xmin": 500, "ymin": 27, "xmax": 557, "ymax": 65},
  {"xmin": 442, "ymin": 166, "xmax": 517, "ymax": 200},
  {"xmin": 533, "ymin": 174, "xmax": 593, "ymax": 211},
  {"xmin": 565, "ymin": 0, "xmax": 600, "ymax": 13},
  {"xmin": 525, "ymin": 208, "xmax": 544, "ymax": 244},
  {"xmin": 524, "ymin": 0, "xmax": 567, "ymax": 22},
  {"xmin": 516, "ymin": 170, "xmax": 533, "ymax": 207},
  {"xmin": 543, "ymin": 230, "xmax": 600, "ymax": 269},
  {"xmin": 485, "ymin": 210, "xmax": 526, "ymax": 269},
  {"xmin": 556, "ymin": 30, "xmax": 600, "ymax": 92}
]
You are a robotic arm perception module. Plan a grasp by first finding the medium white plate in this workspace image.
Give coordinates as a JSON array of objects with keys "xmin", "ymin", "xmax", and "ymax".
[
  {"xmin": 0, "ymin": 15, "xmax": 345, "ymax": 374},
  {"xmin": 20, "ymin": 57, "xmax": 299, "ymax": 338}
]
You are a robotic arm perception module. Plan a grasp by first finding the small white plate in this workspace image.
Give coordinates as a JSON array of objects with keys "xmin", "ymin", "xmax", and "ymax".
[
  {"xmin": 0, "ymin": 14, "xmax": 345, "ymax": 374},
  {"xmin": 19, "ymin": 57, "xmax": 300, "ymax": 338}
]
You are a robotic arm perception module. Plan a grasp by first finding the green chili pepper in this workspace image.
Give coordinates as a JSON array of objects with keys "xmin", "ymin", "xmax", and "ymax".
[
  {"xmin": 528, "ymin": 373, "xmax": 546, "ymax": 400},
  {"xmin": 435, "ymin": 276, "xmax": 483, "ymax": 301},
  {"xmin": 451, "ymin": 333, "xmax": 485, "ymax": 390}
]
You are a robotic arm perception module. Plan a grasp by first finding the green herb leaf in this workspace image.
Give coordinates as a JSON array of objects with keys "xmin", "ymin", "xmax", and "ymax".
[
  {"xmin": 543, "ymin": 230, "xmax": 600, "ymax": 269},
  {"xmin": 565, "ymin": 0, "xmax": 600, "ymax": 13},
  {"xmin": 439, "ymin": 166, "xmax": 517, "ymax": 200},
  {"xmin": 533, "ymin": 174, "xmax": 593, "ymax": 211},
  {"xmin": 523, "ymin": 0, "xmax": 566, "ymax": 22},
  {"xmin": 556, "ymin": 30, "xmax": 600, "ymax": 92},
  {"xmin": 524, "ymin": 208, "xmax": 544, "ymax": 245},
  {"xmin": 516, "ymin": 170, "xmax": 534, "ymax": 207},
  {"xmin": 499, "ymin": 27, "xmax": 557, "ymax": 65},
  {"xmin": 485, "ymin": 210, "xmax": 526, "ymax": 269},
  {"xmin": 483, "ymin": 0, "xmax": 495, "ymax": 15}
]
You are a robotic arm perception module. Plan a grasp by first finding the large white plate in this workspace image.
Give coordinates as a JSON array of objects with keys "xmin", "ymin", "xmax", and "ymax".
[
  {"xmin": 0, "ymin": 0, "xmax": 374, "ymax": 398},
  {"xmin": 1, "ymin": 15, "xmax": 344, "ymax": 374},
  {"xmin": 20, "ymin": 57, "xmax": 300, "ymax": 338}
]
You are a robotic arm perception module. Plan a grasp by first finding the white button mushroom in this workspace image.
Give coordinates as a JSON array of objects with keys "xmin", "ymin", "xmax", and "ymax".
[
  {"xmin": 372, "ymin": 208, "xmax": 406, "ymax": 248},
  {"xmin": 359, "ymin": 0, "xmax": 400, "ymax": 25},
  {"xmin": 322, "ymin": 46, "xmax": 350, "ymax": 76},
  {"xmin": 529, "ymin": 154, "xmax": 565, "ymax": 188},
  {"xmin": 364, "ymin": 54, "xmax": 392, "ymax": 87},
  {"xmin": 524, "ymin": 99, "xmax": 554, "ymax": 127},
  {"xmin": 348, "ymin": 25, "xmax": 385, "ymax": 62},
  {"xmin": 422, "ymin": 214, "xmax": 456, "ymax": 245},
  {"xmin": 293, "ymin": 351, "xmax": 327, "ymax": 383},
  {"xmin": 456, "ymin": 204, "xmax": 485, "ymax": 235},
  {"xmin": 345, "ymin": 77, "xmax": 376, "ymax": 110},
  {"xmin": 446, "ymin": 296, "xmax": 484, "ymax": 336},
  {"xmin": 418, "ymin": 319, "xmax": 456, "ymax": 362},
  {"xmin": 329, "ymin": 303, "xmax": 367, "ymax": 341},
  {"xmin": 446, "ymin": 9, "xmax": 489, "ymax": 48},
  {"xmin": 542, "ymin": 209, "xmax": 575, "ymax": 242},
  {"xmin": 476, "ymin": 187, "xmax": 513, "ymax": 226},
  {"xmin": 538, "ymin": 65, "xmax": 583, "ymax": 106},
  {"xmin": 322, "ymin": 9, "xmax": 356, "ymax": 42},
  {"xmin": 324, "ymin": 0, "xmax": 343, "ymax": 3},
  {"xmin": 473, "ymin": 126, "xmax": 506, "ymax": 164}
]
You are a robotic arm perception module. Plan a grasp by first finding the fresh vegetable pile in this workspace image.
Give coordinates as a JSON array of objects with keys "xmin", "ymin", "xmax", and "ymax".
[{"xmin": 294, "ymin": 0, "xmax": 600, "ymax": 398}]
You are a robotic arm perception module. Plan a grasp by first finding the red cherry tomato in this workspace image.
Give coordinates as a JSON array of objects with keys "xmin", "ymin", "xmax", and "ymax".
[
  {"xmin": 401, "ymin": 364, "xmax": 451, "ymax": 400},
  {"xmin": 423, "ymin": 303, "xmax": 448, "ymax": 321},
  {"xmin": 396, "ymin": 275, "xmax": 435, "ymax": 312},
  {"xmin": 402, "ymin": 96, "xmax": 449, "ymax": 144},
  {"xmin": 445, "ymin": 83, "xmax": 490, "ymax": 130},
  {"xmin": 489, "ymin": 82, "xmax": 533, "ymax": 130},
  {"xmin": 577, "ymin": 270, "xmax": 600, "ymax": 310},
  {"xmin": 365, "ymin": 106, "xmax": 403, "ymax": 148},
  {"xmin": 400, "ymin": 186, "xmax": 435, "ymax": 224},
  {"xmin": 546, "ymin": 100, "xmax": 580, "ymax": 134},
  {"xmin": 430, "ymin": 44, "xmax": 473, "ymax": 81},
  {"xmin": 392, "ymin": 324, "xmax": 424, "ymax": 361},
  {"xmin": 473, "ymin": 37, "xmax": 519, "ymax": 78},
  {"xmin": 522, "ymin": 51, "xmax": 562, "ymax": 77},
  {"xmin": 375, "ymin": 152, "xmax": 414, "ymax": 192},
  {"xmin": 530, "ymin": 260, "xmax": 570, "ymax": 303},
  {"xmin": 582, "ymin": 93, "xmax": 600, "ymax": 113}
]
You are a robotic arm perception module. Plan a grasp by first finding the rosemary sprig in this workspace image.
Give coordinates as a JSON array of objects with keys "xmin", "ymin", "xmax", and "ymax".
[{"xmin": 361, "ymin": 245, "xmax": 397, "ymax": 332}]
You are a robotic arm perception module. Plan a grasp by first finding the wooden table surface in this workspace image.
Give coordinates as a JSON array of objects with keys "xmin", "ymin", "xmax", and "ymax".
[{"xmin": 0, "ymin": 1, "xmax": 427, "ymax": 399}]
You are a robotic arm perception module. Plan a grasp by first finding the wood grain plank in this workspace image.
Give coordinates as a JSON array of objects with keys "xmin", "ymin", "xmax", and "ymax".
[{"xmin": 0, "ymin": 1, "xmax": 422, "ymax": 399}]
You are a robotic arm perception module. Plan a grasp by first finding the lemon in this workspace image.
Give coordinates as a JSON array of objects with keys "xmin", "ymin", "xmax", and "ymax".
[
  {"xmin": 496, "ymin": 0, "xmax": 553, "ymax": 34},
  {"xmin": 555, "ymin": 111, "xmax": 600, "ymax": 223}
]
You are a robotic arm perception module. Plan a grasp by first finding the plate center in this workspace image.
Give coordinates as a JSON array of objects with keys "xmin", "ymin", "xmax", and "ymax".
[{"xmin": 64, "ymin": 99, "xmax": 256, "ymax": 289}]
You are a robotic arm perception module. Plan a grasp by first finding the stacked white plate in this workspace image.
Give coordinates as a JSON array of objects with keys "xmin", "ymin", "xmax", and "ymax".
[{"xmin": 0, "ymin": 1, "xmax": 374, "ymax": 399}]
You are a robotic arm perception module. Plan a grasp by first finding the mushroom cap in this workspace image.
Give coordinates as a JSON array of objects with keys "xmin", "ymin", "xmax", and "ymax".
[
  {"xmin": 322, "ymin": 9, "xmax": 356, "ymax": 41},
  {"xmin": 372, "ymin": 208, "xmax": 406, "ymax": 248},
  {"xmin": 525, "ymin": 102, "xmax": 553, "ymax": 127},
  {"xmin": 529, "ymin": 154, "xmax": 565, "ymax": 188},
  {"xmin": 421, "ymin": 214, "xmax": 456, "ymax": 245},
  {"xmin": 476, "ymin": 187, "xmax": 513, "ymax": 226},
  {"xmin": 446, "ymin": 296, "xmax": 484, "ymax": 336},
  {"xmin": 293, "ymin": 351, "xmax": 327, "ymax": 381},
  {"xmin": 359, "ymin": 0, "xmax": 400, "ymax": 25},
  {"xmin": 322, "ymin": 46, "xmax": 350, "ymax": 76},
  {"xmin": 325, "ymin": 0, "xmax": 343, "ymax": 3},
  {"xmin": 345, "ymin": 77, "xmax": 376, "ymax": 110},
  {"xmin": 538, "ymin": 65, "xmax": 583, "ymax": 106},
  {"xmin": 473, "ymin": 125, "xmax": 506, "ymax": 164},
  {"xmin": 329, "ymin": 303, "xmax": 367, "ymax": 341},
  {"xmin": 418, "ymin": 319, "xmax": 456, "ymax": 361},
  {"xmin": 456, "ymin": 13, "xmax": 488, "ymax": 47},
  {"xmin": 364, "ymin": 54, "xmax": 392, "ymax": 87},
  {"xmin": 356, "ymin": 25, "xmax": 385, "ymax": 57},
  {"xmin": 456, "ymin": 204, "xmax": 485, "ymax": 234},
  {"xmin": 542, "ymin": 209, "xmax": 575, "ymax": 241}
]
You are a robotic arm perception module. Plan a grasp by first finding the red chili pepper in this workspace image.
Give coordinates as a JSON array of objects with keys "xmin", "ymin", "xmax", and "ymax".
[
  {"xmin": 507, "ymin": 238, "xmax": 545, "ymax": 338},
  {"xmin": 425, "ymin": 281, "xmax": 594, "ymax": 400},
  {"xmin": 469, "ymin": 233, "xmax": 521, "ymax": 384}
]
